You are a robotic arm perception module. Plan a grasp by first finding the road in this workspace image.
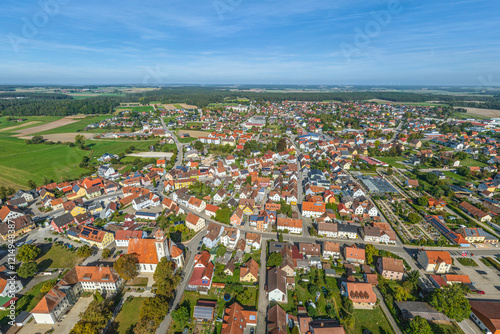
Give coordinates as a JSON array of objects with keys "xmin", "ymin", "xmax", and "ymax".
[
  {"xmin": 155, "ymin": 231, "xmax": 204, "ymax": 334},
  {"xmin": 256, "ymin": 238, "xmax": 268, "ymax": 333},
  {"xmin": 160, "ymin": 117, "xmax": 184, "ymax": 169}
]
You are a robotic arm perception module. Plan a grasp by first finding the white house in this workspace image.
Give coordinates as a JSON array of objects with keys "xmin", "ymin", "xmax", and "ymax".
[
  {"xmin": 186, "ymin": 212, "xmax": 206, "ymax": 232},
  {"xmin": 220, "ymin": 228, "xmax": 240, "ymax": 249},
  {"xmin": 267, "ymin": 267, "xmax": 287, "ymax": 303},
  {"xmin": 317, "ymin": 222, "xmax": 338, "ymax": 238}
]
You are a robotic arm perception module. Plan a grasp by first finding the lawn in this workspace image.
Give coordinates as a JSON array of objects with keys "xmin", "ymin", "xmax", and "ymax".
[
  {"xmin": 37, "ymin": 244, "xmax": 82, "ymax": 269},
  {"xmin": 460, "ymin": 158, "xmax": 487, "ymax": 168},
  {"xmin": 178, "ymin": 137, "xmax": 197, "ymax": 143},
  {"xmin": 457, "ymin": 258, "xmax": 478, "ymax": 266},
  {"xmin": 112, "ymin": 297, "xmax": 146, "ymax": 334},
  {"xmin": 0, "ymin": 277, "xmax": 58, "ymax": 324},
  {"xmin": 0, "ymin": 133, "xmax": 89, "ymax": 189},
  {"xmin": 346, "ymin": 307, "xmax": 395, "ymax": 334},
  {"xmin": 125, "ymin": 277, "xmax": 149, "ymax": 286},
  {"xmin": 443, "ymin": 171, "xmax": 468, "ymax": 182},
  {"xmin": 34, "ymin": 115, "xmax": 111, "ymax": 135},
  {"xmin": 374, "ymin": 157, "xmax": 407, "ymax": 169}
]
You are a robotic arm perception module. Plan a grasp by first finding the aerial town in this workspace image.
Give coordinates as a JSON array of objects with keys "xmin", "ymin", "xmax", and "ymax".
[{"xmin": 1, "ymin": 99, "xmax": 500, "ymax": 334}]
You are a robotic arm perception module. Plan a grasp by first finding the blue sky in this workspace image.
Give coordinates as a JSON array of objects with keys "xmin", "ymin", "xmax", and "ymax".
[{"xmin": 1, "ymin": 0, "xmax": 499, "ymax": 85}]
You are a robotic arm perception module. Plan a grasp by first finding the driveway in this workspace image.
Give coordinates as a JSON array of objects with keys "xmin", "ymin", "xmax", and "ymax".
[{"xmin": 19, "ymin": 296, "xmax": 93, "ymax": 334}]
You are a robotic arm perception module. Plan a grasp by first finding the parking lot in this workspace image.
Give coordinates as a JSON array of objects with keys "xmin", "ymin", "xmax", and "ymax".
[{"xmin": 450, "ymin": 256, "xmax": 500, "ymax": 298}]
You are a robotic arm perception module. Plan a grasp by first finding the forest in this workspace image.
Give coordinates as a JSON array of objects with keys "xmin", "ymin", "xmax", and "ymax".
[{"xmin": 1, "ymin": 86, "xmax": 500, "ymax": 116}]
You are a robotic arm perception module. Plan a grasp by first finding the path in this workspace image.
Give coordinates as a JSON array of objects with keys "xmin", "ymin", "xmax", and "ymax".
[{"xmin": 374, "ymin": 287, "xmax": 403, "ymax": 334}]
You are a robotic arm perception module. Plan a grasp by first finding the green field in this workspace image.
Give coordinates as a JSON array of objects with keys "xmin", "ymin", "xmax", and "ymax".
[
  {"xmin": 347, "ymin": 307, "xmax": 395, "ymax": 334},
  {"xmin": 375, "ymin": 156, "xmax": 407, "ymax": 169},
  {"xmin": 112, "ymin": 297, "xmax": 146, "ymax": 334},
  {"xmin": 115, "ymin": 106, "xmax": 155, "ymax": 113},
  {"xmin": 34, "ymin": 115, "xmax": 111, "ymax": 135},
  {"xmin": 37, "ymin": 244, "xmax": 82, "ymax": 269},
  {"xmin": 443, "ymin": 171, "xmax": 468, "ymax": 182},
  {"xmin": 0, "ymin": 133, "xmax": 89, "ymax": 189},
  {"xmin": 0, "ymin": 116, "xmax": 63, "ymax": 131},
  {"xmin": 460, "ymin": 158, "xmax": 487, "ymax": 167},
  {"xmin": 178, "ymin": 137, "xmax": 197, "ymax": 143},
  {"xmin": 89, "ymin": 140, "xmax": 159, "ymax": 158},
  {"xmin": 69, "ymin": 93, "xmax": 125, "ymax": 100}
]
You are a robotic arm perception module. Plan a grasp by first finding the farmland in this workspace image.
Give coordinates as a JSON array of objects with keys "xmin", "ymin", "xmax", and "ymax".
[{"xmin": 33, "ymin": 115, "xmax": 111, "ymax": 135}]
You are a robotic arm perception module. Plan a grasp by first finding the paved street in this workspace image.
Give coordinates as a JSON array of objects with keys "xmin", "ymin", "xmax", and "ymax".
[
  {"xmin": 256, "ymin": 239, "xmax": 268, "ymax": 333},
  {"xmin": 155, "ymin": 231, "xmax": 204, "ymax": 334}
]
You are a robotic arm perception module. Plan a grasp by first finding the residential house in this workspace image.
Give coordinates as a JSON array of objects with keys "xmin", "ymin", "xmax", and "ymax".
[
  {"xmin": 221, "ymin": 303, "xmax": 257, "ymax": 334},
  {"xmin": 268, "ymin": 267, "xmax": 288, "ymax": 303},
  {"xmin": 344, "ymin": 245, "xmax": 365, "ymax": 264},
  {"xmin": 377, "ymin": 257, "xmax": 405, "ymax": 280},
  {"xmin": 417, "ymin": 250, "xmax": 452, "ymax": 274},
  {"xmin": 187, "ymin": 251, "xmax": 215, "ymax": 294},
  {"xmin": 322, "ymin": 241, "xmax": 341, "ymax": 259},
  {"xmin": 240, "ymin": 259, "xmax": 259, "ymax": 283},
  {"xmin": 341, "ymin": 282, "xmax": 377, "ymax": 308},
  {"xmin": 186, "ymin": 212, "xmax": 206, "ymax": 232}
]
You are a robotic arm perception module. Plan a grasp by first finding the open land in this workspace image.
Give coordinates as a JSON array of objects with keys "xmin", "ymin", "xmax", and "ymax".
[
  {"xmin": 455, "ymin": 107, "xmax": 500, "ymax": 117},
  {"xmin": 0, "ymin": 121, "xmax": 41, "ymax": 132},
  {"xmin": 162, "ymin": 103, "xmax": 197, "ymax": 110},
  {"xmin": 176, "ymin": 130, "xmax": 211, "ymax": 138},
  {"xmin": 12, "ymin": 117, "xmax": 79, "ymax": 137}
]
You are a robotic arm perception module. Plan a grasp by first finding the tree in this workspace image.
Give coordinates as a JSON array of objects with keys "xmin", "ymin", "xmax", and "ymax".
[
  {"xmin": 75, "ymin": 134, "xmax": 86, "ymax": 149},
  {"xmin": 193, "ymin": 140, "xmax": 204, "ymax": 151},
  {"xmin": 425, "ymin": 172, "xmax": 438, "ymax": 185},
  {"xmin": 154, "ymin": 258, "xmax": 180, "ymax": 298},
  {"xmin": 215, "ymin": 207, "xmax": 232, "ymax": 224},
  {"xmin": 134, "ymin": 296, "xmax": 169, "ymax": 333},
  {"xmin": 40, "ymin": 281, "xmax": 56, "ymax": 293},
  {"xmin": 27, "ymin": 179, "xmax": 37, "ymax": 189},
  {"xmin": 216, "ymin": 245, "xmax": 227, "ymax": 257},
  {"xmin": 365, "ymin": 244, "xmax": 378, "ymax": 265},
  {"xmin": 278, "ymin": 232, "xmax": 284, "ymax": 242},
  {"xmin": 408, "ymin": 316, "xmax": 433, "ymax": 334},
  {"xmin": 408, "ymin": 212, "xmax": 420, "ymax": 224},
  {"xmin": 18, "ymin": 261, "xmax": 37, "ymax": 278},
  {"xmin": 428, "ymin": 284, "xmax": 471, "ymax": 322},
  {"xmin": 417, "ymin": 196, "xmax": 428, "ymax": 207},
  {"xmin": 114, "ymin": 253, "xmax": 139, "ymax": 280},
  {"xmin": 406, "ymin": 270, "xmax": 420, "ymax": 286},
  {"xmin": 16, "ymin": 244, "xmax": 41, "ymax": 262},
  {"xmin": 172, "ymin": 305, "xmax": 190, "ymax": 328},
  {"xmin": 267, "ymin": 252, "xmax": 283, "ymax": 267},
  {"xmin": 307, "ymin": 304, "xmax": 318, "ymax": 317},
  {"xmin": 102, "ymin": 249, "xmax": 111, "ymax": 259},
  {"xmin": 277, "ymin": 137, "xmax": 287, "ymax": 152},
  {"xmin": 77, "ymin": 245, "xmax": 93, "ymax": 258}
]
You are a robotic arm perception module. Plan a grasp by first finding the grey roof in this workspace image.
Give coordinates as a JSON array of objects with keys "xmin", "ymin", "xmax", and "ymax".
[
  {"xmin": 395, "ymin": 301, "xmax": 450, "ymax": 321},
  {"xmin": 193, "ymin": 305, "xmax": 214, "ymax": 320}
]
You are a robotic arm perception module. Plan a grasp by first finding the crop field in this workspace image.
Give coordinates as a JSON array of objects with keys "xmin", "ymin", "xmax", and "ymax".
[
  {"xmin": 0, "ymin": 116, "xmax": 63, "ymax": 131},
  {"xmin": 33, "ymin": 115, "xmax": 111, "ymax": 135}
]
